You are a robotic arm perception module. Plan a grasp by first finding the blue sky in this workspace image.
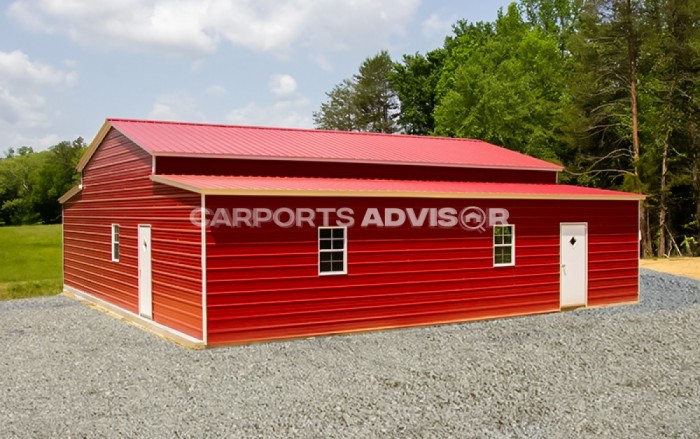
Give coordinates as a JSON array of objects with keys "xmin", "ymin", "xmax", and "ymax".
[{"xmin": 0, "ymin": 0, "xmax": 512, "ymax": 151}]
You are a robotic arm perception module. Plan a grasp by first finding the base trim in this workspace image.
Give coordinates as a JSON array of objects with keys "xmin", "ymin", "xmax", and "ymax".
[{"xmin": 63, "ymin": 286, "xmax": 205, "ymax": 349}]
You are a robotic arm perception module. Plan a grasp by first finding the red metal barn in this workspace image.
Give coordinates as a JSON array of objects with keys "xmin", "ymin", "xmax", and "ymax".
[{"xmin": 60, "ymin": 119, "xmax": 643, "ymax": 347}]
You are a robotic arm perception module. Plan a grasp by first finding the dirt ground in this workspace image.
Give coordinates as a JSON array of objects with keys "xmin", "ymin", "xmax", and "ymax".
[{"xmin": 640, "ymin": 257, "xmax": 700, "ymax": 280}]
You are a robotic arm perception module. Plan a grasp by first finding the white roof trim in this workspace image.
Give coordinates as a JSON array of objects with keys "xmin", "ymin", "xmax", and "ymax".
[{"xmin": 150, "ymin": 175, "xmax": 645, "ymax": 201}]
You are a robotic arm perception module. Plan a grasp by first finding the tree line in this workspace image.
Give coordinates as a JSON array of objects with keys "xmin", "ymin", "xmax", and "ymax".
[
  {"xmin": 0, "ymin": 139, "xmax": 86, "ymax": 226},
  {"xmin": 313, "ymin": 0, "xmax": 700, "ymax": 257}
]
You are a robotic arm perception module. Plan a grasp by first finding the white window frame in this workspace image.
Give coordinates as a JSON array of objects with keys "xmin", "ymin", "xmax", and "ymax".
[
  {"xmin": 318, "ymin": 226, "xmax": 347, "ymax": 276},
  {"xmin": 111, "ymin": 224, "xmax": 120, "ymax": 262},
  {"xmin": 493, "ymin": 224, "xmax": 515, "ymax": 267}
]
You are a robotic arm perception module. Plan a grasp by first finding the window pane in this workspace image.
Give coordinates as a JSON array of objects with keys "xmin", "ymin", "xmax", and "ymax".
[
  {"xmin": 495, "ymin": 235, "xmax": 503, "ymax": 245},
  {"xmin": 318, "ymin": 228, "xmax": 346, "ymax": 274},
  {"xmin": 503, "ymin": 251, "xmax": 512, "ymax": 264},
  {"xmin": 503, "ymin": 235, "xmax": 512, "ymax": 244},
  {"xmin": 504, "ymin": 226, "xmax": 512, "ymax": 236}
]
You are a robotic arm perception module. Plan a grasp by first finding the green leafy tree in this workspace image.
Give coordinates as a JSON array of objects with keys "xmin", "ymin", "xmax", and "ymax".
[
  {"xmin": 310, "ymin": 0, "xmax": 700, "ymax": 255},
  {"xmin": 0, "ymin": 149, "xmax": 45, "ymax": 225},
  {"xmin": 34, "ymin": 137, "xmax": 87, "ymax": 223},
  {"xmin": 564, "ymin": 0, "xmax": 651, "ymax": 253},
  {"xmin": 390, "ymin": 49, "xmax": 445, "ymax": 135},
  {"xmin": 640, "ymin": 0, "xmax": 700, "ymax": 255},
  {"xmin": 520, "ymin": 0, "xmax": 583, "ymax": 46},
  {"xmin": 434, "ymin": 3, "xmax": 568, "ymax": 161},
  {"xmin": 0, "ymin": 138, "xmax": 86, "ymax": 225},
  {"xmin": 313, "ymin": 79, "xmax": 358, "ymax": 131},
  {"xmin": 314, "ymin": 51, "xmax": 398, "ymax": 133}
]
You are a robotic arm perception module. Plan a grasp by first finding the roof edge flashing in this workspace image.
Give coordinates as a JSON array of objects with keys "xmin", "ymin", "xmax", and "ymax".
[
  {"xmin": 150, "ymin": 175, "xmax": 645, "ymax": 201},
  {"xmin": 58, "ymin": 184, "xmax": 82, "ymax": 204}
]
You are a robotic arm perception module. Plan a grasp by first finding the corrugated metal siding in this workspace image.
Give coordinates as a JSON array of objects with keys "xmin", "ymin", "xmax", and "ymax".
[
  {"xmin": 205, "ymin": 197, "xmax": 638, "ymax": 345},
  {"xmin": 63, "ymin": 129, "xmax": 203, "ymax": 339},
  {"xmin": 587, "ymin": 201, "xmax": 639, "ymax": 306},
  {"xmin": 157, "ymin": 157, "xmax": 557, "ymax": 184}
]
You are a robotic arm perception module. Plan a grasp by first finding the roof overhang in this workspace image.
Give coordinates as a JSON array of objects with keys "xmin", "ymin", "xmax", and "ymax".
[
  {"xmin": 58, "ymin": 184, "xmax": 82, "ymax": 204},
  {"xmin": 151, "ymin": 175, "xmax": 646, "ymax": 201}
]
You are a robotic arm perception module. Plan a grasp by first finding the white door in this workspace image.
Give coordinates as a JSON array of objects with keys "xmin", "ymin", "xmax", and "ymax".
[
  {"xmin": 560, "ymin": 223, "xmax": 587, "ymax": 308},
  {"xmin": 138, "ymin": 225, "xmax": 153, "ymax": 319}
]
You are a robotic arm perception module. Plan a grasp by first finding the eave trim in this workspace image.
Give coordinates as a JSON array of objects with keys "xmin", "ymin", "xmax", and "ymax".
[
  {"xmin": 76, "ymin": 120, "xmax": 112, "ymax": 172},
  {"xmin": 150, "ymin": 176, "xmax": 646, "ymax": 201},
  {"xmin": 58, "ymin": 184, "xmax": 82, "ymax": 204}
]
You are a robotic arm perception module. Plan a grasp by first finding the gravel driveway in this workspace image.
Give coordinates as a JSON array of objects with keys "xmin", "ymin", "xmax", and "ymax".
[{"xmin": 1, "ymin": 269, "xmax": 699, "ymax": 438}]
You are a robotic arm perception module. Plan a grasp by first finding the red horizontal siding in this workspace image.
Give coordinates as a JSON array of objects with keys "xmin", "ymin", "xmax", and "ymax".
[
  {"xmin": 157, "ymin": 157, "xmax": 557, "ymax": 184},
  {"xmin": 205, "ymin": 197, "xmax": 639, "ymax": 345},
  {"xmin": 586, "ymin": 201, "xmax": 639, "ymax": 306},
  {"xmin": 63, "ymin": 129, "xmax": 203, "ymax": 339}
]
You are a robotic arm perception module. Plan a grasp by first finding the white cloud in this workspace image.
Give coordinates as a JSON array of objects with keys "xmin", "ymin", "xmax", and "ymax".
[
  {"xmin": 8, "ymin": 0, "xmax": 421, "ymax": 56},
  {"xmin": 5, "ymin": 132, "xmax": 60, "ymax": 150},
  {"xmin": 0, "ymin": 49, "xmax": 76, "ymax": 131},
  {"xmin": 422, "ymin": 12, "xmax": 456, "ymax": 39},
  {"xmin": 205, "ymin": 84, "xmax": 227, "ymax": 97},
  {"xmin": 0, "ymin": 49, "xmax": 77, "ymax": 87},
  {"xmin": 310, "ymin": 54, "xmax": 333, "ymax": 72},
  {"xmin": 148, "ymin": 102, "xmax": 179, "ymax": 121},
  {"xmin": 226, "ymin": 96, "xmax": 312, "ymax": 128},
  {"xmin": 268, "ymin": 74, "xmax": 297, "ymax": 98},
  {"xmin": 0, "ymin": 86, "xmax": 46, "ymax": 126},
  {"xmin": 229, "ymin": 69, "xmax": 311, "ymax": 128},
  {"xmin": 8, "ymin": 0, "xmax": 217, "ymax": 56},
  {"xmin": 148, "ymin": 93, "xmax": 204, "ymax": 121}
]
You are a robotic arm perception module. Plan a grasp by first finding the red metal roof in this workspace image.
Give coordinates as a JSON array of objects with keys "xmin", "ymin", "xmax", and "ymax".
[
  {"xmin": 151, "ymin": 174, "xmax": 645, "ymax": 200},
  {"xmin": 79, "ymin": 118, "xmax": 564, "ymax": 172}
]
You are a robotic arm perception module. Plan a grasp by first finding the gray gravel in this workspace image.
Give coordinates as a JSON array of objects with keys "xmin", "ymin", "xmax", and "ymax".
[{"xmin": 1, "ymin": 268, "xmax": 699, "ymax": 438}]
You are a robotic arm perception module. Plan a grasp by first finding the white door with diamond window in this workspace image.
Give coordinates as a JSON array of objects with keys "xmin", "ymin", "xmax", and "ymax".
[
  {"xmin": 560, "ymin": 223, "xmax": 587, "ymax": 308},
  {"xmin": 138, "ymin": 225, "xmax": 153, "ymax": 319}
]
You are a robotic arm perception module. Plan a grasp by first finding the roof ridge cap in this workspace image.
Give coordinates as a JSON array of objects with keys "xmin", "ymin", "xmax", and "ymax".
[{"xmin": 107, "ymin": 117, "xmax": 487, "ymax": 143}]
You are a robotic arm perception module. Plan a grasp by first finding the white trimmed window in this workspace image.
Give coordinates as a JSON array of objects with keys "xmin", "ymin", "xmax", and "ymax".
[
  {"xmin": 494, "ymin": 225, "xmax": 515, "ymax": 267},
  {"xmin": 111, "ymin": 224, "xmax": 120, "ymax": 262},
  {"xmin": 318, "ymin": 227, "xmax": 347, "ymax": 275}
]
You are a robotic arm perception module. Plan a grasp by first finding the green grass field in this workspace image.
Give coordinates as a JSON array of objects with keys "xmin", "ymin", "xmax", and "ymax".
[{"xmin": 0, "ymin": 224, "xmax": 62, "ymax": 300}]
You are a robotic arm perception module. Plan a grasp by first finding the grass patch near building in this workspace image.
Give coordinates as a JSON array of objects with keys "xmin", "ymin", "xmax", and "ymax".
[{"xmin": 0, "ymin": 224, "xmax": 62, "ymax": 300}]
